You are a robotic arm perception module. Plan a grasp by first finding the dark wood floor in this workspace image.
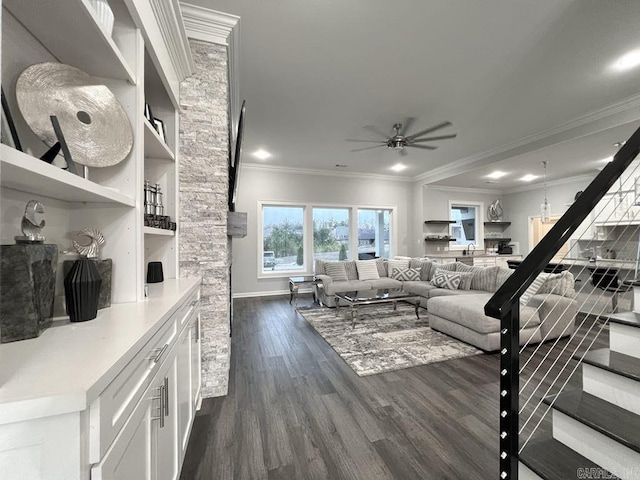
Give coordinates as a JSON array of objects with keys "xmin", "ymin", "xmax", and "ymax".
[{"xmin": 179, "ymin": 295, "xmax": 610, "ymax": 479}]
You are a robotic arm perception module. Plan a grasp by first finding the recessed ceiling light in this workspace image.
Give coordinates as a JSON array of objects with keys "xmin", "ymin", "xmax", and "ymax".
[
  {"xmin": 614, "ymin": 141, "xmax": 626, "ymax": 148},
  {"xmin": 390, "ymin": 163, "xmax": 407, "ymax": 172},
  {"xmin": 519, "ymin": 174, "xmax": 538, "ymax": 182},
  {"xmin": 611, "ymin": 50, "xmax": 640, "ymax": 72},
  {"xmin": 486, "ymin": 171, "xmax": 508, "ymax": 179},
  {"xmin": 599, "ymin": 156, "xmax": 614, "ymax": 163},
  {"xmin": 253, "ymin": 149, "xmax": 272, "ymax": 160}
]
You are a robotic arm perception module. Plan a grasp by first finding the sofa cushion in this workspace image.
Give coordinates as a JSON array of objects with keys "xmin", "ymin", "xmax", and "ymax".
[
  {"xmin": 325, "ymin": 262, "xmax": 348, "ymax": 281},
  {"xmin": 387, "ymin": 258, "xmax": 409, "ymax": 277},
  {"xmin": 431, "ymin": 270, "xmax": 463, "ymax": 289},
  {"xmin": 344, "ymin": 261, "xmax": 359, "ymax": 280},
  {"xmin": 520, "ymin": 272, "xmax": 548, "ymax": 305},
  {"xmin": 366, "ymin": 278, "xmax": 403, "ymax": 290},
  {"xmin": 428, "ymin": 288, "xmax": 487, "ymax": 298},
  {"xmin": 315, "ymin": 259, "xmax": 326, "ymax": 275},
  {"xmin": 470, "ymin": 265, "xmax": 499, "ymax": 292},
  {"xmin": 409, "ymin": 258, "xmax": 434, "ymax": 281},
  {"xmin": 356, "ymin": 260, "xmax": 379, "ymax": 280},
  {"xmin": 457, "ymin": 271, "xmax": 475, "ymax": 290},
  {"xmin": 427, "ymin": 294, "xmax": 541, "ymax": 334},
  {"xmin": 493, "ymin": 267, "xmax": 515, "ymax": 292},
  {"xmin": 391, "ymin": 267, "xmax": 420, "ymax": 281},
  {"xmin": 324, "ymin": 280, "xmax": 372, "ymax": 295},
  {"xmin": 539, "ymin": 270, "xmax": 575, "ymax": 298},
  {"xmin": 435, "ymin": 262, "xmax": 458, "ymax": 272},
  {"xmin": 402, "ymin": 281, "xmax": 438, "ymax": 297}
]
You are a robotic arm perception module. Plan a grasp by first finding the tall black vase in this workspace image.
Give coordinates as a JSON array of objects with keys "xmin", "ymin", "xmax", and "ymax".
[{"xmin": 64, "ymin": 258, "xmax": 102, "ymax": 322}]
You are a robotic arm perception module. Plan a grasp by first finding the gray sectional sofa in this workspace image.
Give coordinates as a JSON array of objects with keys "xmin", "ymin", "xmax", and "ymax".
[{"xmin": 314, "ymin": 257, "xmax": 577, "ymax": 352}]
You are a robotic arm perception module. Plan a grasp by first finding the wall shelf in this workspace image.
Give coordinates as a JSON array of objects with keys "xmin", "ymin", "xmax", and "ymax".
[
  {"xmin": 143, "ymin": 226, "xmax": 175, "ymax": 237},
  {"xmin": 4, "ymin": 0, "xmax": 136, "ymax": 83},
  {"xmin": 484, "ymin": 221, "xmax": 511, "ymax": 226},
  {"xmin": 425, "ymin": 220, "xmax": 456, "ymax": 224},
  {"xmin": 425, "ymin": 238, "xmax": 456, "ymax": 242},
  {"xmin": 144, "ymin": 118, "xmax": 174, "ymax": 161},
  {"xmin": 0, "ymin": 145, "xmax": 135, "ymax": 206},
  {"xmin": 484, "ymin": 237, "xmax": 512, "ymax": 242}
]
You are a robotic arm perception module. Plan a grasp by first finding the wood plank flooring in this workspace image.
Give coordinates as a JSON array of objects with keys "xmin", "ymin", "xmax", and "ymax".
[{"xmin": 179, "ymin": 295, "xmax": 609, "ymax": 480}]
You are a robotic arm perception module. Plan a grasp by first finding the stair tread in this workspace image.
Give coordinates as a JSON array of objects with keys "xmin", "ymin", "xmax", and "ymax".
[
  {"xmin": 607, "ymin": 311, "xmax": 640, "ymax": 327},
  {"xmin": 544, "ymin": 390, "xmax": 640, "ymax": 454},
  {"xmin": 578, "ymin": 348, "xmax": 640, "ymax": 381},
  {"xmin": 520, "ymin": 436, "xmax": 614, "ymax": 479}
]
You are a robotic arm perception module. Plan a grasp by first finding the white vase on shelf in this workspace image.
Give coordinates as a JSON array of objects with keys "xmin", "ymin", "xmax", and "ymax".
[{"xmin": 88, "ymin": 0, "xmax": 114, "ymax": 38}]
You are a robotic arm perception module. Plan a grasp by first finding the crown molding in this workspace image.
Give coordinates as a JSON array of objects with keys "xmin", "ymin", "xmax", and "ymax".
[
  {"xmin": 417, "ymin": 91, "xmax": 640, "ymax": 185},
  {"xmin": 149, "ymin": 0, "xmax": 194, "ymax": 82},
  {"xmin": 423, "ymin": 184, "xmax": 503, "ymax": 196},
  {"xmin": 242, "ymin": 162, "xmax": 414, "ymax": 183},
  {"xmin": 502, "ymin": 173, "xmax": 596, "ymax": 195},
  {"xmin": 180, "ymin": 3, "xmax": 240, "ymax": 45}
]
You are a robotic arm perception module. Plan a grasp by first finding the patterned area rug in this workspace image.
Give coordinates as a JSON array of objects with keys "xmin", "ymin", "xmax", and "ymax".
[{"xmin": 299, "ymin": 304, "xmax": 483, "ymax": 376}]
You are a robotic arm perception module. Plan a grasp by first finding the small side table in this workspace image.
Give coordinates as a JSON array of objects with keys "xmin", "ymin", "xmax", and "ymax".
[{"xmin": 289, "ymin": 276, "xmax": 320, "ymax": 309}]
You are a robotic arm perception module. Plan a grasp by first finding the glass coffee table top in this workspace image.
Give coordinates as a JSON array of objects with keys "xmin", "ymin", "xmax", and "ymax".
[{"xmin": 335, "ymin": 289, "xmax": 422, "ymax": 328}]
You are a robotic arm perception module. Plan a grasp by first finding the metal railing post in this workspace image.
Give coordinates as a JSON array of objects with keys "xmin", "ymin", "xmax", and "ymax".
[{"xmin": 499, "ymin": 301, "xmax": 519, "ymax": 480}]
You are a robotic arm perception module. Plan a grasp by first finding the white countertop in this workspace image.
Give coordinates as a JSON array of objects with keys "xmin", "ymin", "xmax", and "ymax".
[
  {"xmin": 0, "ymin": 277, "xmax": 201, "ymax": 425},
  {"xmin": 561, "ymin": 257, "xmax": 637, "ymax": 270}
]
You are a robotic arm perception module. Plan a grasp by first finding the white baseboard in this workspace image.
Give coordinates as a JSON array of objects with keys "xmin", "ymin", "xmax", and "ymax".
[{"xmin": 232, "ymin": 288, "xmax": 317, "ymax": 299}]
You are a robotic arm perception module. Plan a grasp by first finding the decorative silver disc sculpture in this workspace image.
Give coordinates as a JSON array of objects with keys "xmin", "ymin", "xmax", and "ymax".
[{"xmin": 16, "ymin": 62, "xmax": 133, "ymax": 167}]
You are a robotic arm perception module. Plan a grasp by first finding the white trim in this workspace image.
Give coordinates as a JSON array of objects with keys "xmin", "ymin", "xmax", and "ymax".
[
  {"xmin": 151, "ymin": 0, "xmax": 194, "ymax": 81},
  {"xmin": 502, "ymin": 173, "xmax": 596, "ymax": 195},
  {"xmin": 233, "ymin": 290, "xmax": 291, "ymax": 298},
  {"xmin": 243, "ymin": 162, "xmax": 414, "ymax": 183},
  {"xmin": 423, "ymin": 184, "xmax": 503, "ymax": 195},
  {"xmin": 180, "ymin": 3, "xmax": 240, "ymax": 45},
  {"xmin": 417, "ymin": 93, "xmax": 640, "ymax": 184}
]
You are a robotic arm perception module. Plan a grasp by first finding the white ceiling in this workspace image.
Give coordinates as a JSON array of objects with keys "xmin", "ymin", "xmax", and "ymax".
[{"xmin": 185, "ymin": 0, "xmax": 640, "ymax": 187}]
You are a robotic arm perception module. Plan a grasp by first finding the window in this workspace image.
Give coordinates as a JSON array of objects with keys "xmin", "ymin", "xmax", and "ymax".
[
  {"xmin": 450, "ymin": 202, "xmax": 483, "ymax": 249},
  {"xmin": 261, "ymin": 205, "xmax": 305, "ymax": 273},
  {"xmin": 313, "ymin": 208, "xmax": 350, "ymax": 262},
  {"xmin": 357, "ymin": 209, "xmax": 391, "ymax": 259},
  {"xmin": 259, "ymin": 202, "xmax": 396, "ymax": 276}
]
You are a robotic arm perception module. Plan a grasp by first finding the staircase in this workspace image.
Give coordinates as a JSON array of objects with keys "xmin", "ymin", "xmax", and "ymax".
[{"xmin": 519, "ymin": 306, "xmax": 640, "ymax": 479}]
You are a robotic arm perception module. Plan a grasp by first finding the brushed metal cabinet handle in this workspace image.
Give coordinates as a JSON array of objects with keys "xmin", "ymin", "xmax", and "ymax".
[{"xmin": 163, "ymin": 377, "xmax": 169, "ymax": 416}]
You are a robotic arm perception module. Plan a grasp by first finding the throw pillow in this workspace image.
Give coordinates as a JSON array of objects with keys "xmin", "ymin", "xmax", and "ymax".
[
  {"xmin": 409, "ymin": 258, "xmax": 434, "ymax": 281},
  {"xmin": 431, "ymin": 269, "xmax": 462, "ymax": 290},
  {"xmin": 435, "ymin": 262, "xmax": 458, "ymax": 272},
  {"xmin": 457, "ymin": 271, "xmax": 475, "ymax": 290},
  {"xmin": 314, "ymin": 259, "xmax": 326, "ymax": 275},
  {"xmin": 325, "ymin": 262, "xmax": 348, "ymax": 282},
  {"xmin": 356, "ymin": 260, "xmax": 380, "ymax": 280},
  {"xmin": 344, "ymin": 261, "xmax": 359, "ymax": 280},
  {"xmin": 471, "ymin": 266, "xmax": 499, "ymax": 292},
  {"xmin": 519, "ymin": 272, "xmax": 548, "ymax": 306},
  {"xmin": 387, "ymin": 258, "xmax": 410, "ymax": 277},
  {"xmin": 539, "ymin": 271, "xmax": 576, "ymax": 298},
  {"xmin": 391, "ymin": 267, "xmax": 421, "ymax": 281},
  {"xmin": 494, "ymin": 267, "xmax": 515, "ymax": 291},
  {"xmin": 375, "ymin": 258, "xmax": 387, "ymax": 277}
]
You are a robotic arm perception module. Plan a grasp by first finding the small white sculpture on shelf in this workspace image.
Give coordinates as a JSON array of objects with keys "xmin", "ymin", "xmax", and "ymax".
[
  {"xmin": 15, "ymin": 200, "xmax": 46, "ymax": 243},
  {"xmin": 73, "ymin": 228, "xmax": 105, "ymax": 258},
  {"xmin": 487, "ymin": 199, "xmax": 503, "ymax": 222}
]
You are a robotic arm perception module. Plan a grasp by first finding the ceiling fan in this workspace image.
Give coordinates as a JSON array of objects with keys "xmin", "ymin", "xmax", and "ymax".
[{"xmin": 347, "ymin": 119, "xmax": 457, "ymax": 156}]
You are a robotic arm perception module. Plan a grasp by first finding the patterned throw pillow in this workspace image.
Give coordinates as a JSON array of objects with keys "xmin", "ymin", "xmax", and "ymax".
[
  {"xmin": 391, "ymin": 267, "xmax": 421, "ymax": 281},
  {"xmin": 356, "ymin": 260, "xmax": 380, "ymax": 280},
  {"xmin": 539, "ymin": 271, "xmax": 576, "ymax": 298},
  {"xmin": 457, "ymin": 271, "xmax": 475, "ymax": 290},
  {"xmin": 471, "ymin": 266, "xmax": 499, "ymax": 292},
  {"xmin": 431, "ymin": 269, "xmax": 462, "ymax": 290},
  {"xmin": 409, "ymin": 258, "xmax": 434, "ymax": 281},
  {"xmin": 387, "ymin": 258, "xmax": 410, "ymax": 277},
  {"xmin": 519, "ymin": 272, "xmax": 548, "ymax": 305},
  {"xmin": 325, "ymin": 262, "xmax": 348, "ymax": 282}
]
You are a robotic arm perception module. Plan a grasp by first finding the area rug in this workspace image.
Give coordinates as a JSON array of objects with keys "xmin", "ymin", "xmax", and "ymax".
[{"xmin": 299, "ymin": 304, "xmax": 483, "ymax": 376}]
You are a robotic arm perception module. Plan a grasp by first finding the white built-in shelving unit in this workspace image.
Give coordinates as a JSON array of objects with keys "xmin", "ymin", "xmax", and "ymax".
[{"xmin": 1, "ymin": 0, "xmax": 183, "ymax": 304}]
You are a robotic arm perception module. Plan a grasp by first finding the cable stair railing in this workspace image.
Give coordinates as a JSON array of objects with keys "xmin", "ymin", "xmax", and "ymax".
[{"xmin": 485, "ymin": 124, "xmax": 640, "ymax": 480}]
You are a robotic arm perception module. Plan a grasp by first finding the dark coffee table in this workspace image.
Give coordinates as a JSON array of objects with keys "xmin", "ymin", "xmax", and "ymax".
[{"xmin": 335, "ymin": 289, "xmax": 421, "ymax": 328}]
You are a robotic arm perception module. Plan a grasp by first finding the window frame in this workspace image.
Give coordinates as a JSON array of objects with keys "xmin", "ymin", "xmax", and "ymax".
[
  {"xmin": 257, "ymin": 201, "xmax": 397, "ymax": 278},
  {"xmin": 448, "ymin": 200, "xmax": 485, "ymax": 250}
]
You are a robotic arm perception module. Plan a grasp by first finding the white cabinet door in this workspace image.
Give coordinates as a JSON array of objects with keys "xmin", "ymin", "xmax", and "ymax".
[
  {"xmin": 152, "ymin": 352, "xmax": 179, "ymax": 480},
  {"xmin": 190, "ymin": 314, "xmax": 202, "ymax": 408},
  {"xmin": 91, "ymin": 396, "xmax": 152, "ymax": 480},
  {"xmin": 176, "ymin": 317, "xmax": 193, "ymax": 459}
]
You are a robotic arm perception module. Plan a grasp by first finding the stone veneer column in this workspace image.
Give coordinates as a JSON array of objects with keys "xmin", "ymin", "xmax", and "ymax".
[{"xmin": 179, "ymin": 39, "xmax": 231, "ymax": 398}]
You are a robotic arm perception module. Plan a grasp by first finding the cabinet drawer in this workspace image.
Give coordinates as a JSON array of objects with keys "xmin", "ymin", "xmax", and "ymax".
[
  {"xmin": 89, "ymin": 316, "xmax": 177, "ymax": 463},
  {"xmin": 176, "ymin": 290, "xmax": 200, "ymax": 329}
]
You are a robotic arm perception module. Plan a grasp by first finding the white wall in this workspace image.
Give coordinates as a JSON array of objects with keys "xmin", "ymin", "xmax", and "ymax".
[
  {"xmin": 502, "ymin": 175, "xmax": 595, "ymax": 255},
  {"xmin": 232, "ymin": 167, "xmax": 414, "ymax": 296}
]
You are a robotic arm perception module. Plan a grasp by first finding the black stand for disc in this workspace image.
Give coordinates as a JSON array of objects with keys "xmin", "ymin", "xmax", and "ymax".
[{"xmin": 40, "ymin": 115, "xmax": 79, "ymax": 176}]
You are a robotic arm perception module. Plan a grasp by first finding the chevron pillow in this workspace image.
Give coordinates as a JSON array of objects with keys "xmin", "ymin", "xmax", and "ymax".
[
  {"xmin": 390, "ymin": 267, "xmax": 420, "ymax": 281},
  {"xmin": 431, "ymin": 269, "xmax": 462, "ymax": 290}
]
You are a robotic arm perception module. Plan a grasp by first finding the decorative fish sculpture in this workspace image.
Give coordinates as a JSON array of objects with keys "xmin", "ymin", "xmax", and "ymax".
[
  {"xmin": 20, "ymin": 200, "xmax": 45, "ymax": 242},
  {"xmin": 73, "ymin": 228, "xmax": 105, "ymax": 258}
]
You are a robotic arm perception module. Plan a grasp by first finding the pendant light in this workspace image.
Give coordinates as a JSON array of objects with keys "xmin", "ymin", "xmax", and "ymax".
[{"xmin": 541, "ymin": 161, "xmax": 551, "ymax": 223}]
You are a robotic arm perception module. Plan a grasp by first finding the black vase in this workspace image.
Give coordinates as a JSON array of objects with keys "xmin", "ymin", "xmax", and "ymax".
[
  {"xmin": 64, "ymin": 258, "xmax": 102, "ymax": 322},
  {"xmin": 147, "ymin": 261, "xmax": 164, "ymax": 283}
]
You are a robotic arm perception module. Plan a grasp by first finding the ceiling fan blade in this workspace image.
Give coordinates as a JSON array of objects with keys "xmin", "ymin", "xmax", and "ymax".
[
  {"xmin": 409, "ymin": 144, "xmax": 438, "ymax": 150},
  {"xmin": 351, "ymin": 144, "xmax": 386, "ymax": 152},
  {"xmin": 412, "ymin": 134, "xmax": 458, "ymax": 142},
  {"xmin": 363, "ymin": 125, "xmax": 391, "ymax": 139},
  {"xmin": 400, "ymin": 117, "xmax": 417, "ymax": 136},
  {"xmin": 406, "ymin": 121, "xmax": 452, "ymax": 140},
  {"xmin": 345, "ymin": 139, "xmax": 386, "ymax": 143}
]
